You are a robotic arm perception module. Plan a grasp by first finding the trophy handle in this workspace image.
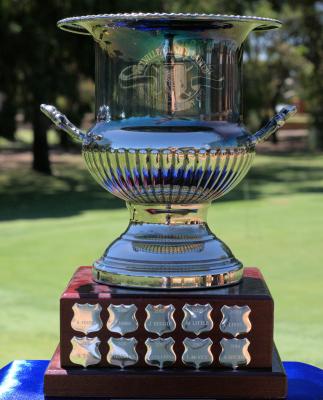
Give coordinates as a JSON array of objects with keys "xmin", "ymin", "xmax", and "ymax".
[
  {"xmin": 247, "ymin": 105, "xmax": 297, "ymax": 146},
  {"xmin": 40, "ymin": 104, "xmax": 85, "ymax": 143}
]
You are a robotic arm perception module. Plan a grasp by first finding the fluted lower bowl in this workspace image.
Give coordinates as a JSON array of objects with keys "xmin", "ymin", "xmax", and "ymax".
[{"xmin": 83, "ymin": 145, "xmax": 254, "ymax": 204}]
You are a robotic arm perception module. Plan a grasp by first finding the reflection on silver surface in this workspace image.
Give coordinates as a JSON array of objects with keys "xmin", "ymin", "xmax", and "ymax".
[
  {"xmin": 58, "ymin": 13, "xmax": 282, "ymax": 33},
  {"xmin": 71, "ymin": 303, "xmax": 102, "ymax": 335},
  {"xmin": 145, "ymin": 304, "xmax": 176, "ymax": 336},
  {"xmin": 70, "ymin": 336, "xmax": 101, "ymax": 367},
  {"xmin": 94, "ymin": 213, "xmax": 244, "ymax": 288},
  {"xmin": 220, "ymin": 305, "xmax": 251, "ymax": 337},
  {"xmin": 107, "ymin": 337, "xmax": 138, "ymax": 368},
  {"xmin": 145, "ymin": 337, "xmax": 176, "ymax": 368},
  {"xmin": 107, "ymin": 304, "xmax": 138, "ymax": 335},
  {"xmin": 219, "ymin": 338, "xmax": 251, "ymax": 369},
  {"xmin": 182, "ymin": 303, "xmax": 213, "ymax": 335},
  {"xmin": 182, "ymin": 337, "xmax": 213, "ymax": 369},
  {"xmin": 41, "ymin": 14, "xmax": 297, "ymax": 289}
]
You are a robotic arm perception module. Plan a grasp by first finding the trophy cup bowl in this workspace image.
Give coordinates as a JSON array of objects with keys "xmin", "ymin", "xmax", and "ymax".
[{"xmin": 41, "ymin": 13, "xmax": 296, "ymax": 289}]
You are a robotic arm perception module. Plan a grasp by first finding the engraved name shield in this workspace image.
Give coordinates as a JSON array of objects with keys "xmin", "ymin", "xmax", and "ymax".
[
  {"xmin": 145, "ymin": 337, "xmax": 176, "ymax": 368},
  {"xmin": 107, "ymin": 337, "xmax": 138, "ymax": 368},
  {"xmin": 182, "ymin": 337, "xmax": 213, "ymax": 369},
  {"xmin": 107, "ymin": 304, "xmax": 138, "ymax": 335},
  {"xmin": 219, "ymin": 338, "xmax": 251, "ymax": 369},
  {"xmin": 220, "ymin": 305, "xmax": 251, "ymax": 337},
  {"xmin": 71, "ymin": 303, "xmax": 102, "ymax": 335},
  {"xmin": 70, "ymin": 336, "xmax": 101, "ymax": 367},
  {"xmin": 182, "ymin": 303, "xmax": 213, "ymax": 335},
  {"xmin": 145, "ymin": 304, "xmax": 176, "ymax": 336}
]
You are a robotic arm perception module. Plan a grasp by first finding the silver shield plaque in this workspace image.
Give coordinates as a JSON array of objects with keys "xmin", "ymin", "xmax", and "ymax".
[
  {"xmin": 145, "ymin": 337, "xmax": 176, "ymax": 368},
  {"xmin": 220, "ymin": 305, "xmax": 251, "ymax": 337},
  {"xmin": 182, "ymin": 337, "xmax": 213, "ymax": 369},
  {"xmin": 219, "ymin": 338, "xmax": 251, "ymax": 369},
  {"xmin": 107, "ymin": 337, "xmax": 138, "ymax": 368},
  {"xmin": 107, "ymin": 304, "xmax": 138, "ymax": 335},
  {"xmin": 145, "ymin": 304, "xmax": 176, "ymax": 336},
  {"xmin": 182, "ymin": 303, "xmax": 213, "ymax": 335},
  {"xmin": 70, "ymin": 336, "xmax": 101, "ymax": 367},
  {"xmin": 71, "ymin": 303, "xmax": 102, "ymax": 335}
]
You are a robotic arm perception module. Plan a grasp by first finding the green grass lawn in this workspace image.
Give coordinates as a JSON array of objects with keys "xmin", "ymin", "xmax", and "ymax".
[{"xmin": 0, "ymin": 151, "xmax": 323, "ymax": 368}]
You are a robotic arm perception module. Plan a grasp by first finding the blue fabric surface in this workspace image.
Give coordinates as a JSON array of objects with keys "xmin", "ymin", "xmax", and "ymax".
[{"xmin": 0, "ymin": 360, "xmax": 322, "ymax": 399}]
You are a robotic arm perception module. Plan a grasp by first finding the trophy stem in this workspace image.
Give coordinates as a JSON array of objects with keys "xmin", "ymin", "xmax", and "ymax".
[
  {"xmin": 127, "ymin": 203, "xmax": 209, "ymax": 225},
  {"xmin": 93, "ymin": 202, "xmax": 243, "ymax": 289}
]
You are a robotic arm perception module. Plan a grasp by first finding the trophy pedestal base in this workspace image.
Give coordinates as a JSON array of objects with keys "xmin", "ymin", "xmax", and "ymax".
[
  {"xmin": 93, "ymin": 213, "xmax": 243, "ymax": 289},
  {"xmin": 60, "ymin": 266, "xmax": 274, "ymax": 369},
  {"xmin": 44, "ymin": 345, "xmax": 287, "ymax": 399}
]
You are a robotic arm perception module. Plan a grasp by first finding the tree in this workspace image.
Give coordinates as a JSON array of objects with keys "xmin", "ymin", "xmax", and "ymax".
[
  {"xmin": 243, "ymin": 24, "xmax": 309, "ymax": 135},
  {"xmin": 285, "ymin": 1, "xmax": 323, "ymax": 149},
  {"xmin": 2, "ymin": 0, "xmax": 322, "ymax": 170},
  {"xmin": 167, "ymin": 0, "xmax": 323, "ymax": 148},
  {"xmin": 0, "ymin": 1, "xmax": 88, "ymax": 173},
  {"xmin": 0, "ymin": 0, "xmax": 19, "ymax": 142},
  {"xmin": 0, "ymin": 0, "xmax": 167, "ymax": 173}
]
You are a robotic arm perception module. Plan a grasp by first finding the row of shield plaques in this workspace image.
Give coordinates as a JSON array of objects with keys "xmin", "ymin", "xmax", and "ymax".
[
  {"xmin": 71, "ymin": 303, "xmax": 252, "ymax": 336},
  {"xmin": 70, "ymin": 303, "xmax": 252, "ymax": 369}
]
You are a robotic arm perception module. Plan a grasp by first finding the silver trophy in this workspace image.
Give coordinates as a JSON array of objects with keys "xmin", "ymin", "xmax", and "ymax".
[{"xmin": 41, "ymin": 13, "xmax": 296, "ymax": 289}]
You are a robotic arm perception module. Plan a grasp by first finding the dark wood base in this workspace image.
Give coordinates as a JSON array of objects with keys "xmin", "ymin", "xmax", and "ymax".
[
  {"xmin": 60, "ymin": 266, "xmax": 274, "ymax": 369},
  {"xmin": 44, "ymin": 345, "xmax": 287, "ymax": 399}
]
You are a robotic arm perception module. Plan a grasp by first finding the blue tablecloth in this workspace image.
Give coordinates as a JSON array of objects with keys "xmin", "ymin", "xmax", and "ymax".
[{"xmin": 0, "ymin": 360, "xmax": 322, "ymax": 399}]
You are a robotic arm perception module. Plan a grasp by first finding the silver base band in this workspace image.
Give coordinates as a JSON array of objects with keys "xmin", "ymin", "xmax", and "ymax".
[{"xmin": 93, "ymin": 262, "xmax": 243, "ymax": 289}]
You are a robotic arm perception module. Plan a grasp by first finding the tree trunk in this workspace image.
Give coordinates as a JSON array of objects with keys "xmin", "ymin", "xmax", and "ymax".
[
  {"xmin": 0, "ymin": 97, "xmax": 16, "ymax": 141},
  {"xmin": 312, "ymin": 110, "xmax": 323, "ymax": 150},
  {"xmin": 32, "ymin": 108, "xmax": 51, "ymax": 174},
  {"xmin": 298, "ymin": 3, "xmax": 323, "ymax": 150}
]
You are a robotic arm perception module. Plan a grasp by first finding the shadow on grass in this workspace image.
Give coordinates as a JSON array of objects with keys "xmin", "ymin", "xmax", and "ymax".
[
  {"xmin": 0, "ymin": 164, "xmax": 124, "ymax": 221},
  {"xmin": 223, "ymin": 156, "xmax": 323, "ymax": 201},
  {"xmin": 0, "ymin": 152, "xmax": 323, "ymax": 221}
]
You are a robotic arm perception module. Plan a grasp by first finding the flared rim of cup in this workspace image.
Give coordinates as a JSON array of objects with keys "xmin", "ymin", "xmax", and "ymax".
[{"xmin": 57, "ymin": 13, "xmax": 282, "ymax": 35}]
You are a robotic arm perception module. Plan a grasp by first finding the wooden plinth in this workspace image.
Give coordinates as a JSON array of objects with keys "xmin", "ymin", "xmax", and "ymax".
[
  {"xmin": 44, "ymin": 345, "xmax": 287, "ymax": 399},
  {"xmin": 60, "ymin": 266, "xmax": 274, "ymax": 369}
]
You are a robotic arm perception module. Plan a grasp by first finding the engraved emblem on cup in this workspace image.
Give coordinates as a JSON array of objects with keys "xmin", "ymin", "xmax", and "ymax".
[
  {"xmin": 71, "ymin": 303, "xmax": 102, "ymax": 335},
  {"xmin": 219, "ymin": 338, "xmax": 251, "ymax": 369},
  {"xmin": 182, "ymin": 303, "xmax": 213, "ymax": 335},
  {"xmin": 119, "ymin": 54, "xmax": 223, "ymax": 111},
  {"xmin": 107, "ymin": 304, "xmax": 138, "ymax": 335},
  {"xmin": 107, "ymin": 337, "xmax": 138, "ymax": 368},
  {"xmin": 220, "ymin": 305, "xmax": 251, "ymax": 337},
  {"xmin": 145, "ymin": 304, "xmax": 176, "ymax": 336},
  {"xmin": 70, "ymin": 336, "xmax": 101, "ymax": 367},
  {"xmin": 145, "ymin": 337, "xmax": 176, "ymax": 369},
  {"xmin": 182, "ymin": 337, "xmax": 213, "ymax": 369}
]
